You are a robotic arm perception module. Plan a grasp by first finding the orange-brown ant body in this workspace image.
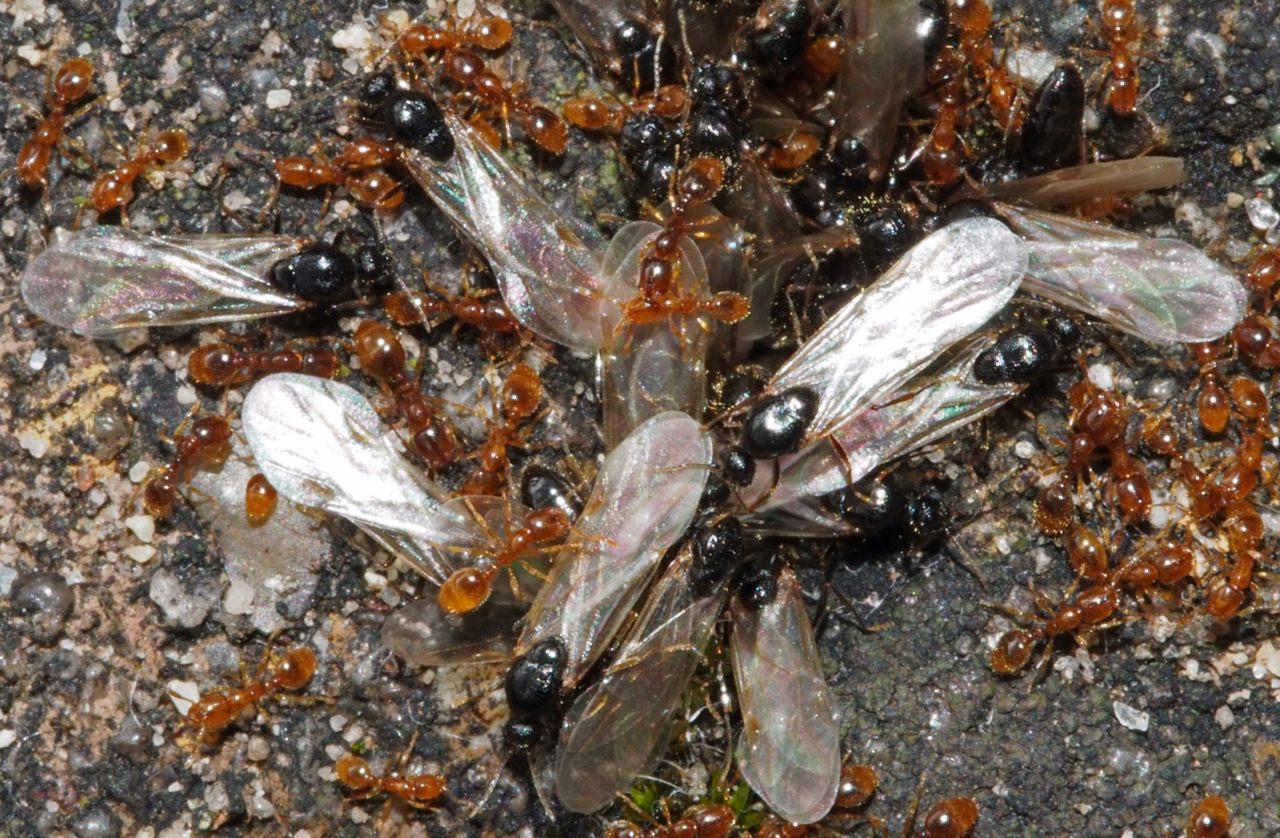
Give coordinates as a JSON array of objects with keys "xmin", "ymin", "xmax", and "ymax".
[
  {"xmin": 142, "ymin": 415, "xmax": 234, "ymax": 519},
  {"xmin": 436, "ymin": 504, "xmax": 570, "ymax": 614},
  {"xmin": 188, "ymin": 342, "xmax": 341, "ymax": 388},
  {"xmin": 179, "ymin": 645, "xmax": 316, "ymax": 744},
  {"xmin": 460, "ymin": 363, "xmax": 543, "ymax": 495},
  {"xmin": 17, "ymin": 57, "xmax": 95, "ymax": 192},
  {"xmin": 90, "ymin": 128, "xmax": 191, "ymax": 217},
  {"xmin": 353, "ymin": 319, "xmax": 461, "ymax": 470}
]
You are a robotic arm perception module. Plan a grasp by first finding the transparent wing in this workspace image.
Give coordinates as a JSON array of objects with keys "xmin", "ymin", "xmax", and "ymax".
[
  {"xmin": 731, "ymin": 566, "xmax": 840, "ymax": 825},
  {"xmin": 514, "ymin": 411, "xmax": 713, "ymax": 689},
  {"xmin": 766, "ymin": 217, "xmax": 1028, "ymax": 444},
  {"xmin": 19, "ymin": 226, "xmax": 304, "ymax": 336},
  {"xmin": 741, "ymin": 337, "xmax": 1021, "ymax": 535},
  {"xmin": 381, "ymin": 594, "xmax": 530, "ymax": 666},
  {"xmin": 555, "ymin": 545, "xmax": 727, "ymax": 813},
  {"xmin": 400, "ymin": 114, "xmax": 619, "ymax": 352},
  {"xmin": 829, "ymin": 0, "xmax": 925, "ymax": 180},
  {"xmin": 600, "ymin": 222, "xmax": 711, "ymax": 447},
  {"xmin": 997, "ymin": 204, "xmax": 1248, "ymax": 344},
  {"xmin": 240, "ymin": 374, "xmax": 486, "ymax": 585},
  {"xmin": 974, "ymin": 157, "xmax": 1185, "ymax": 207}
]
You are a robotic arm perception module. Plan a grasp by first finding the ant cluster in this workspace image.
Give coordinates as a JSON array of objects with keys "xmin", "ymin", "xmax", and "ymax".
[{"xmin": 10, "ymin": 0, "xmax": 1267, "ymax": 832}]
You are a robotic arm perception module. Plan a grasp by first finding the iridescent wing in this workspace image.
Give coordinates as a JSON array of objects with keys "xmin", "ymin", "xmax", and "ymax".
[
  {"xmin": 555, "ymin": 545, "xmax": 727, "ymax": 813},
  {"xmin": 764, "ymin": 217, "xmax": 1028, "ymax": 444},
  {"xmin": 997, "ymin": 204, "xmax": 1248, "ymax": 344},
  {"xmin": 241, "ymin": 374, "xmax": 484, "ymax": 585},
  {"xmin": 381, "ymin": 594, "xmax": 531, "ymax": 667},
  {"xmin": 974, "ymin": 157, "xmax": 1185, "ymax": 207},
  {"xmin": 731, "ymin": 566, "xmax": 840, "ymax": 825},
  {"xmin": 740, "ymin": 337, "xmax": 1021, "ymax": 535},
  {"xmin": 829, "ymin": 0, "xmax": 925, "ymax": 180},
  {"xmin": 19, "ymin": 226, "xmax": 305, "ymax": 336},
  {"xmin": 600, "ymin": 221, "xmax": 711, "ymax": 447},
  {"xmin": 514, "ymin": 410, "xmax": 713, "ymax": 689},
  {"xmin": 400, "ymin": 114, "xmax": 620, "ymax": 352}
]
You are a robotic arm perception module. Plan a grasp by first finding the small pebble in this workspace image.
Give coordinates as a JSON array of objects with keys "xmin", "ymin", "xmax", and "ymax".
[
  {"xmin": 72, "ymin": 805, "xmax": 120, "ymax": 838},
  {"xmin": 129, "ymin": 461, "xmax": 152, "ymax": 482},
  {"xmin": 0, "ymin": 730, "xmax": 16, "ymax": 749},
  {"xmin": 28, "ymin": 349, "xmax": 47, "ymax": 371},
  {"xmin": 223, "ymin": 578, "xmax": 255, "ymax": 615},
  {"xmin": 1214, "ymin": 705, "xmax": 1234, "ymax": 730},
  {"xmin": 1113, "ymin": 700, "xmax": 1149, "ymax": 732},
  {"xmin": 18, "ymin": 431, "xmax": 49, "ymax": 458},
  {"xmin": 125, "ymin": 515, "xmax": 156, "ymax": 543},
  {"xmin": 246, "ymin": 736, "xmax": 270, "ymax": 762},
  {"xmin": 265, "ymin": 89, "xmax": 293, "ymax": 109},
  {"xmin": 124, "ymin": 546, "xmax": 157, "ymax": 564}
]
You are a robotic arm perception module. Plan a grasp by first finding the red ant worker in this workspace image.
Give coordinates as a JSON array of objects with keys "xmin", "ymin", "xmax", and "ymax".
[
  {"xmin": 334, "ymin": 733, "xmax": 446, "ymax": 813},
  {"xmin": 353, "ymin": 319, "xmax": 462, "ymax": 470},
  {"xmin": 436, "ymin": 503, "xmax": 571, "ymax": 614},
  {"xmin": 1099, "ymin": 0, "xmax": 1141, "ymax": 116},
  {"xmin": 188, "ymin": 341, "xmax": 341, "ymax": 388},
  {"xmin": 178, "ymin": 645, "xmax": 317, "ymax": 744},
  {"xmin": 460, "ymin": 363, "xmax": 544, "ymax": 495},
  {"xmin": 17, "ymin": 57, "xmax": 96, "ymax": 192},
  {"xmin": 142, "ymin": 415, "xmax": 234, "ymax": 519},
  {"xmin": 90, "ymin": 128, "xmax": 192, "ymax": 220}
]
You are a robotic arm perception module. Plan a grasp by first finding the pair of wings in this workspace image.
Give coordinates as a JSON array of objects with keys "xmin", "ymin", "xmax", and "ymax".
[{"xmin": 554, "ymin": 553, "xmax": 840, "ymax": 825}]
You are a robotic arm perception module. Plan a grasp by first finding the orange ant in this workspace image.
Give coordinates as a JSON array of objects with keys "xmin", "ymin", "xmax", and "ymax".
[
  {"xmin": 990, "ymin": 542, "xmax": 1194, "ymax": 676},
  {"xmin": 606, "ymin": 803, "xmax": 736, "ymax": 838},
  {"xmin": 562, "ymin": 84, "xmax": 688, "ymax": 136},
  {"xmin": 617, "ymin": 156, "xmax": 750, "ymax": 332},
  {"xmin": 353, "ymin": 319, "xmax": 461, "ymax": 471},
  {"xmin": 177, "ymin": 645, "xmax": 316, "ymax": 744},
  {"xmin": 397, "ymin": 15, "xmax": 514, "ymax": 60},
  {"xmin": 919, "ymin": 47, "xmax": 966, "ymax": 186},
  {"xmin": 1098, "ymin": 0, "xmax": 1141, "ymax": 116},
  {"xmin": 438, "ymin": 47, "xmax": 569, "ymax": 155},
  {"xmin": 436, "ymin": 503, "xmax": 571, "ymax": 614},
  {"xmin": 244, "ymin": 473, "xmax": 278, "ymax": 526},
  {"xmin": 383, "ymin": 287, "xmax": 522, "ymax": 335},
  {"xmin": 17, "ymin": 57, "xmax": 96, "ymax": 192},
  {"xmin": 764, "ymin": 127, "xmax": 823, "ymax": 173},
  {"xmin": 459, "ymin": 363, "xmax": 543, "ymax": 496},
  {"xmin": 90, "ymin": 128, "xmax": 191, "ymax": 220},
  {"xmin": 1185, "ymin": 794, "xmax": 1230, "ymax": 838},
  {"xmin": 142, "ymin": 415, "xmax": 234, "ymax": 519},
  {"xmin": 951, "ymin": 0, "xmax": 1022, "ymax": 133},
  {"xmin": 188, "ymin": 342, "xmax": 341, "ymax": 388},
  {"xmin": 273, "ymin": 136, "xmax": 405, "ymax": 212},
  {"xmin": 334, "ymin": 733, "xmax": 446, "ymax": 813}
]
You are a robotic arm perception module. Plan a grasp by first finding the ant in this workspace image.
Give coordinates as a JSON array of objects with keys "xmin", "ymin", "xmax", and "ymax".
[
  {"xmin": 383, "ymin": 285, "xmax": 522, "ymax": 335},
  {"xmin": 353, "ymin": 319, "xmax": 461, "ymax": 471},
  {"xmin": 606, "ymin": 803, "xmax": 735, "ymax": 838},
  {"xmin": 17, "ymin": 57, "xmax": 96, "ymax": 193},
  {"xmin": 438, "ymin": 48, "xmax": 569, "ymax": 155},
  {"xmin": 951, "ymin": 0, "xmax": 1022, "ymax": 133},
  {"xmin": 562, "ymin": 84, "xmax": 688, "ymax": 136},
  {"xmin": 460, "ymin": 363, "xmax": 544, "ymax": 495},
  {"xmin": 177, "ymin": 644, "xmax": 317, "ymax": 744},
  {"xmin": 436, "ymin": 503, "xmax": 571, "ymax": 614},
  {"xmin": 334, "ymin": 732, "xmax": 446, "ymax": 813},
  {"xmin": 1098, "ymin": 0, "xmax": 1141, "ymax": 116},
  {"xmin": 617, "ymin": 156, "xmax": 750, "ymax": 332},
  {"xmin": 272, "ymin": 136, "xmax": 405, "ymax": 212},
  {"xmin": 187, "ymin": 341, "xmax": 341, "ymax": 388},
  {"xmin": 89, "ymin": 128, "xmax": 191, "ymax": 221},
  {"xmin": 142, "ymin": 415, "xmax": 233, "ymax": 519}
]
